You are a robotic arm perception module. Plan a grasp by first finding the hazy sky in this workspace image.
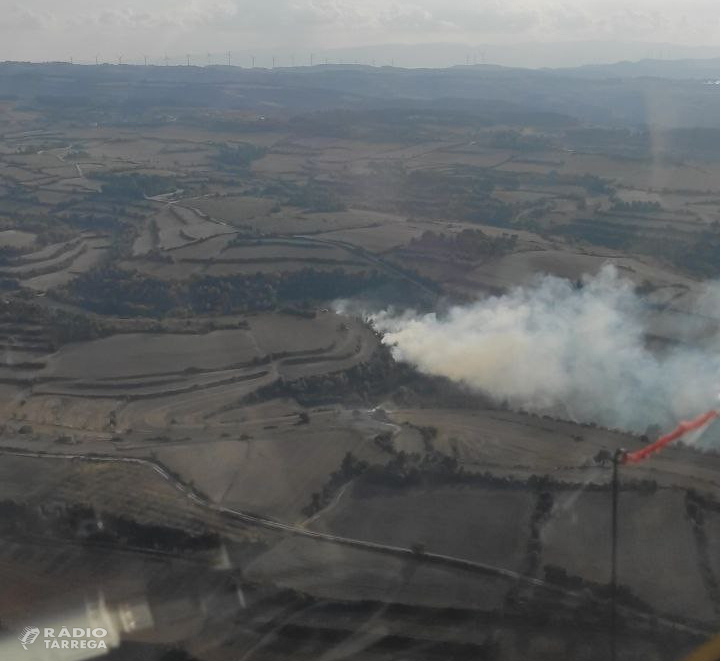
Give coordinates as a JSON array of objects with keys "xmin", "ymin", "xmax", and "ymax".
[{"xmin": 4, "ymin": 0, "xmax": 720, "ymax": 65}]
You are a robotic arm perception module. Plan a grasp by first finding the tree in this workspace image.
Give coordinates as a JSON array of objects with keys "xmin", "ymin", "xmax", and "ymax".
[
  {"xmin": 411, "ymin": 542, "xmax": 426, "ymax": 555},
  {"xmin": 340, "ymin": 451, "xmax": 357, "ymax": 478},
  {"xmin": 593, "ymin": 449, "xmax": 612, "ymax": 466}
]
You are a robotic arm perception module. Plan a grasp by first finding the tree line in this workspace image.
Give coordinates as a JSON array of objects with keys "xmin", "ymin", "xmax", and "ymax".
[{"xmin": 65, "ymin": 266, "xmax": 393, "ymax": 317}]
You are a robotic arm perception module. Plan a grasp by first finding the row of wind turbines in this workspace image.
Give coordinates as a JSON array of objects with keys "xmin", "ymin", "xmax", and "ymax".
[{"xmin": 75, "ymin": 52, "xmax": 389, "ymax": 68}]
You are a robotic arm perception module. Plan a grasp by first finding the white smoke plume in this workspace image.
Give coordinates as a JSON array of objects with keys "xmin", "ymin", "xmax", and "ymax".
[{"xmin": 371, "ymin": 265, "xmax": 720, "ymax": 433}]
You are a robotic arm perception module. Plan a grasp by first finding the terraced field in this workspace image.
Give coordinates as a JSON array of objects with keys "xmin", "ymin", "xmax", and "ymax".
[
  {"xmin": 0, "ymin": 234, "xmax": 109, "ymax": 290},
  {"xmin": 1, "ymin": 311, "xmax": 379, "ymax": 435}
]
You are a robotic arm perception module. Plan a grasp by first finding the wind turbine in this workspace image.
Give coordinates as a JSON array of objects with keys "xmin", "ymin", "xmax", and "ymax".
[
  {"xmin": 164, "ymin": 53, "xmax": 169, "ymax": 66},
  {"xmin": 310, "ymin": 53, "xmax": 314, "ymax": 66},
  {"xmin": 186, "ymin": 53, "xmax": 191, "ymax": 66},
  {"xmin": 143, "ymin": 55, "xmax": 148, "ymax": 66},
  {"xmin": 117, "ymin": 54, "xmax": 123, "ymax": 66},
  {"xmin": 207, "ymin": 52, "xmax": 212, "ymax": 66},
  {"xmin": 251, "ymin": 55, "xmax": 255, "ymax": 68},
  {"xmin": 95, "ymin": 54, "xmax": 99, "ymax": 66},
  {"xmin": 272, "ymin": 55, "xmax": 276, "ymax": 68},
  {"xmin": 227, "ymin": 50, "xmax": 231, "ymax": 66}
]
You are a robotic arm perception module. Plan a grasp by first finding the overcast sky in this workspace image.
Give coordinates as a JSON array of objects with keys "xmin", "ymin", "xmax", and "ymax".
[{"xmin": 5, "ymin": 0, "xmax": 720, "ymax": 66}]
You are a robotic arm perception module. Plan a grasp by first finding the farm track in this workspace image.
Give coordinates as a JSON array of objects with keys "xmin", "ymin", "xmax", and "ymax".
[
  {"xmin": 164, "ymin": 226, "xmax": 437, "ymax": 296},
  {"xmin": 0, "ymin": 447, "xmax": 710, "ymax": 638},
  {"xmin": 289, "ymin": 235, "xmax": 439, "ymax": 296}
]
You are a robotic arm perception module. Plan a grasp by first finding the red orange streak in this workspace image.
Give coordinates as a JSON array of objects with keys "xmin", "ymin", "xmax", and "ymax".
[{"xmin": 624, "ymin": 410, "xmax": 719, "ymax": 464}]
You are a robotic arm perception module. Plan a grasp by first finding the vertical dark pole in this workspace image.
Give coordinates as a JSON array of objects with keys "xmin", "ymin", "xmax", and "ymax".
[{"xmin": 611, "ymin": 449, "xmax": 624, "ymax": 661}]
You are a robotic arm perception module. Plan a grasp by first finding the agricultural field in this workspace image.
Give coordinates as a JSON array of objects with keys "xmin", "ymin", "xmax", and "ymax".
[
  {"xmin": 542, "ymin": 489, "xmax": 714, "ymax": 622},
  {"xmin": 0, "ymin": 311, "xmax": 378, "ymax": 437},
  {"xmin": 310, "ymin": 483, "xmax": 535, "ymax": 572},
  {"xmin": 149, "ymin": 423, "xmax": 386, "ymax": 521},
  {"xmin": 1, "ymin": 62, "xmax": 720, "ymax": 660},
  {"xmin": 308, "ymin": 477, "xmax": 720, "ymax": 624},
  {"xmin": 244, "ymin": 534, "xmax": 512, "ymax": 610}
]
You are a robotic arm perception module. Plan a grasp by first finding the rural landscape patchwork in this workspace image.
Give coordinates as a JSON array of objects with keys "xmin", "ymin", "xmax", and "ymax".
[{"xmin": 1, "ymin": 59, "xmax": 720, "ymax": 660}]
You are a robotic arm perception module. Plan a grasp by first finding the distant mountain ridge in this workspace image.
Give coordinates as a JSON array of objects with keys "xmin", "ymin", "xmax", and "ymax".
[
  {"xmin": 562, "ymin": 57, "xmax": 720, "ymax": 80},
  {"xmin": 6, "ymin": 57, "xmax": 720, "ymax": 128}
]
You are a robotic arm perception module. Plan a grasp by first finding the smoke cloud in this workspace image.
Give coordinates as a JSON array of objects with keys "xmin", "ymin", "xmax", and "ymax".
[{"xmin": 371, "ymin": 266, "xmax": 720, "ymax": 433}]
